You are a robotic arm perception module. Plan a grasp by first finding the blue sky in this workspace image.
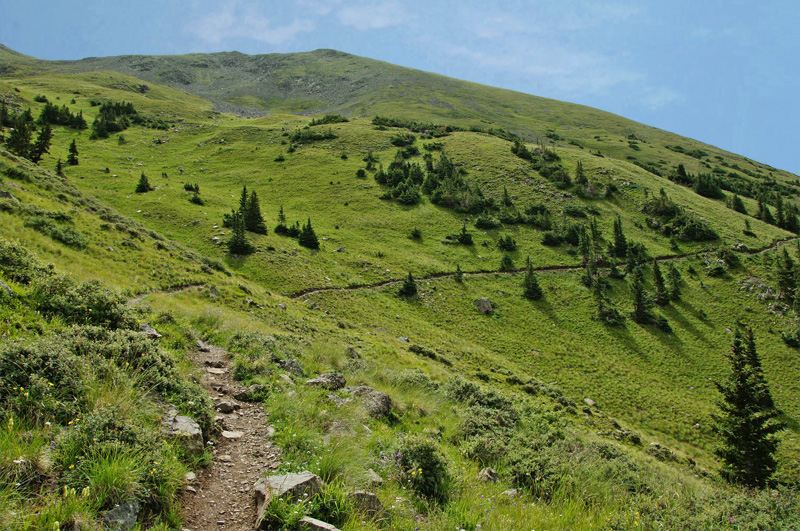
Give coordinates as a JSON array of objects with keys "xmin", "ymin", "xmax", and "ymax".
[{"xmin": 2, "ymin": 0, "xmax": 798, "ymax": 174}]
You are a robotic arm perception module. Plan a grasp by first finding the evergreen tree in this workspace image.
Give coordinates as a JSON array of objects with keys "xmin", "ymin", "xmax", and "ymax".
[
  {"xmin": 499, "ymin": 254, "xmax": 515, "ymax": 271},
  {"xmin": 776, "ymin": 247, "xmax": 796, "ymax": 303},
  {"xmin": 5, "ymin": 115, "xmax": 32, "ymax": 159},
  {"xmin": 0, "ymin": 101, "xmax": 9, "ymax": 127},
  {"xmin": 135, "ymin": 172, "xmax": 153, "ymax": 193},
  {"xmin": 226, "ymin": 211, "xmax": 255, "ymax": 255},
  {"xmin": 630, "ymin": 273, "xmax": 653, "ymax": 324},
  {"xmin": 522, "ymin": 257, "xmax": 543, "ymax": 300},
  {"xmin": 668, "ymin": 264, "xmax": 682, "ymax": 301},
  {"xmin": 245, "ymin": 190, "xmax": 268, "ymax": 234},
  {"xmin": 275, "ymin": 205, "xmax": 288, "ymax": 234},
  {"xmin": 398, "ymin": 272, "xmax": 418, "ymax": 298},
  {"xmin": 29, "ymin": 124, "xmax": 52, "ymax": 163},
  {"xmin": 575, "ymin": 160, "xmax": 587, "ymax": 185},
  {"xmin": 238, "ymin": 185, "xmax": 248, "ymax": 215},
  {"xmin": 66, "ymin": 139, "xmax": 79, "ymax": 165},
  {"xmin": 502, "ymin": 186, "xmax": 513, "ymax": 207},
  {"xmin": 776, "ymin": 195, "xmax": 786, "ymax": 229},
  {"xmin": 653, "ymin": 259, "xmax": 668, "ymax": 305},
  {"xmin": 712, "ymin": 328, "xmax": 783, "ymax": 488},
  {"xmin": 730, "ymin": 194, "xmax": 747, "ymax": 214},
  {"xmin": 454, "ymin": 264, "xmax": 464, "ymax": 283},
  {"xmin": 298, "ymin": 218, "xmax": 319, "ymax": 249},
  {"xmin": 55, "ymin": 158, "xmax": 63, "ymax": 176},
  {"xmin": 613, "ymin": 215, "xmax": 627, "ymax": 258}
]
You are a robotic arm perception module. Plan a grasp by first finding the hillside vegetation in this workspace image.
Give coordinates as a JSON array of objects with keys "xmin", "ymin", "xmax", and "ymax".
[{"xmin": 0, "ymin": 45, "xmax": 798, "ymax": 530}]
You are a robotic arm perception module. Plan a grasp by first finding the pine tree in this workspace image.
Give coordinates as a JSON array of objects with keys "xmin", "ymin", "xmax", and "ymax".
[
  {"xmin": 398, "ymin": 272, "xmax": 418, "ymax": 298},
  {"xmin": 55, "ymin": 158, "xmax": 63, "ymax": 176},
  {"xmin": 776, "ymin": 247, "xmax": 796, "ymax": 303},
  {"xmin": 613, "ymin": 215, "xmax": 627, "ymax": 258},
  {"xmin": 653, "ymin": 259, "xmax": 668, "ymax": 305},
  {"xmin": 730, "ymin": 194, "xmax": 747, "ymax": 214},
  {"xmin": 298, "ymin": 218, "xmax": 319, "ymax": 249},
  {"xmin": 712, "ymin": 328, "xmax": 783, "ymax": 488},
  {"xmin": 66, "ymin": 139, "xmax": 79, "ymax": 165},
  {"xmin": 275, "ymin": 205, "xmax": 288, "ymax": 234},
  {"xmin": 226, "ymin": 211, "xmax": 255, "ymax": 255},
  {"xmin": 29, "ymin": 124, "xmax": 52, "ymax": 163},
  {"xmin": 454, "ymin": 264, "xmax": 464, "ymax": 283},
  {"xmin": 238, "ymin": 185, "xmax": 248, "ymax": 214},
  {"xmin": 245, "ymin": 190, "xmax": 268, "ymax": 234},
  {"xmin": 522, "ymin": 257, "xmax": 543, "ymax": 300},
  {"xmin": 5, "ymin": 115, "xmax": 32, "ymax": 159},
  {"xmin": 499, "ymin": 254, "xmax": 515, "ymax": 271},
  {"xmin": 668, "ymin": 264, "xmax": 682, "ymax": 301},
  {"xmin": 135, "ymin": 172, "xmax": 153, "ymax": 193},
  {"xmin": 502, "ymin": 186, "xmax": 513, "ymax": 207},
  {"xmin": 575, "ymin": 160, "xmax": 587, "ymax": 185},
  {"xmin": 630, "ymin": 273, "xmax": 653, "ymax": 324}
]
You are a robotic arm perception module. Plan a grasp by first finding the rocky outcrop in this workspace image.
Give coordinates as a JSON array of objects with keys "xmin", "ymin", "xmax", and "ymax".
[
  {"xmin": 307, "ymin": 373, "xmax": 346, "ymax": 391},
  {"xmin": 299, "ymin": 516, "xmax": 341, "ymax": 530},
  {"xmin": 138, "ymin": 322, "xmax": 162, "ymax": 339},
  {"xmin": 477, "ymin": 467, "xmax": 499, "ymax": 483},
  {"xmin": 342, "ymin": 386, "xmax": 392, "ymax": 418},
  {"xmin": 254, "ymin": 472, "xmax": 324, "ymax": 530},
  {"xmin": 161, "ymin": 409, "xmax": 203, "ymax": 457}
]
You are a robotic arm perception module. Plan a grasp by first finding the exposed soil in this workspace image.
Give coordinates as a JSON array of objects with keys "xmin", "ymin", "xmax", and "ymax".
[{"xmin": 181, "ymin": 343, "xmax": 280, "ymax": 531}]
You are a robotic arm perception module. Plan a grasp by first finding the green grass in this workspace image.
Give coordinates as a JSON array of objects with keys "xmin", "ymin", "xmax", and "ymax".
[{"xmin": 1, "ymin": 50, "xmax": 799, "ymax": 529}]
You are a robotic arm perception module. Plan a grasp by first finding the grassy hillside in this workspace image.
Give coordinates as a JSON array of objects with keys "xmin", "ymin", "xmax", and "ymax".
[{"xmin": 1, "ymin": 47, "xmax": 799, "ymax": 529}]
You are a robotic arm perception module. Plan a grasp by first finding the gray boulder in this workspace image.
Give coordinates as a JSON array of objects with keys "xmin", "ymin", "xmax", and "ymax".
[
  {"xmin": 347, "ymin": 491, "xmax": 386, "ymax": 519},
  {"xmin": 343, "ymin": 386, "xmax": 392, "ymax": 418},
  {"xmin": 307, "ymin": 373, "xmax": 346, "ymax": 391},
  {"xmin": 276, "ymin": 358, "xmax": 305, "ymax": 376},
  {"xmin": 161, "ymin": 410, "xmax": 203, "ymax": 457},
  {"xmin": 477, "ymin": 467, "xmax": 500, "ymax": 483},
  {"xmin": 101, "ymin": 500, "xmax": 140, "ymax": 531},
  {"xmin": 474, "ymin": 298, "xmax": 493, "ymax": 314},
  {"xmin": 139, "ymin": 322, "xmax": 162, "ymax": 339},
  {"xmin": 255, "ymin": 472, "xmax": 324, "ymax": 529}
]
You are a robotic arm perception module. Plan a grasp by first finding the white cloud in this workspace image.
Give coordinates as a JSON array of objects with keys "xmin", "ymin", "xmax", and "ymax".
[
  {"xmin": 190, "ymin": 2, "xmax": 314, "ymax": 46},
  {"xmin": 337, "ymin": 1, "xmax": 410, "ymax": 30}
]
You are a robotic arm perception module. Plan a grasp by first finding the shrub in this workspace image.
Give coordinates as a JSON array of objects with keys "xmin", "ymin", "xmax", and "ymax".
[
  {"xmin": 397, "ymin": 436, "xmax": 451, "ymax": 503},
  {"xmin": 498, "ymin": 235, "xmax": 517, "ymax": 251},
  {"xmin": 398, "ymin": 273, "xmax": 418, "ymax": 298},
  {"xmin": 32, "ymin": 277, "xmax": 136, "ymax": 329},
  {"xmin": 475, "ymin": 214, "xmax": 501, "ymax": 229}
]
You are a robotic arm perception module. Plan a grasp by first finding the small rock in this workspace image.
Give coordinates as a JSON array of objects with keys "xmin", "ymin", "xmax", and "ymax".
[
  {"xmin": 365, "ymin": 468, "xmax": 383, "ymax": 487},
  {"xmin": 204, "ymin": 359, "xmax": 225, "ymax": 368},
  {"xmin": 473, "ymin": 298, "xmax": 493, "ymax": 314},
  {"xmin": 398, "ymin": 336, "xmax": 409, "ymax": 342},
  {"xmin": 477, "ymin": 467, "xmax": 500, "ymax": 483},
  {"xmin": 345, "ymin": 347, "xmax": 360, "ymax": 359},
  {"xmin": 139, "ymin": 322, "xmax": 162, "ymax": 339},
  {"xmin": 279, "ymin": 374, "xmax": 296, "ymax": 386},
  {"xmin": 278, "ymin": 303, "xmax": 287, "ymax": 310},
  {"xmin": 209, "ymin": 286, "xmax": 219, "ymax": 299},
  {"xmin": 299, "ymin": 516, "xmax": 341, "ymax": 531},
  {"xmin": 234, "ymin": 384, "xmax": 266, "ymax": 401},
  {"xmin": 184, "ymin": 471, "xmax": 197, "ymax": 484},
  {"xmin": 334, "ymin": 247, "xmax": 345, "ymax": 252},
  {"xmin": 206, "ymin": 367, "xmax": 226, "ymax": 375},
  {"xmin": 196, "ymin": 339, "xmax": 212, "ymax": 352},
  {"xmin": 216, "ymin": 400, "xmax": 240, "ymax": 414},
  {"xmin": 584, "ymin": 398, "xmax": 596, "ymax": 408},
  {"xmin": 222, "ymin": 430, "xmax": 244, "ymax": 439},
  {"xmin": 217, "ymin": 454, "xmax": 233, "ymax": 462},
  {"xmin": 276, "ymin": 358, "xmax": 304, "ymax": 376},
  {"xmin": 501, "ymin": 488, "xmax": 520, "ymax": 498},
  {"xmin": 101, "ymin": 500, "xmax": 141, "ymax": 531},
  {"xmin": 347, "ymin": 491, "xmax": 386, "ymax": 519},
  {"xmin": 306, "ymin": 373, "xmax": 346, "ymax": 391},
  {"xmin": 186, "ymin": 485, "xmax": 197, "ymax": 494}
]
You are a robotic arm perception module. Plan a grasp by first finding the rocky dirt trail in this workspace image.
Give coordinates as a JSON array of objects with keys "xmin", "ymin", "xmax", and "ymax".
[{"xmin": 181, "ymin": 342, "xmax": 280, "ymax": 531}]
